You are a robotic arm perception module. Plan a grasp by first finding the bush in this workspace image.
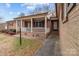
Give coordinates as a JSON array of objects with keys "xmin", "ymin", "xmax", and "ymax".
[
  {"xmin": 3, "ymin": 29, "xmax": 16, "ymax": 35},
  {"xmin": 0, "ymin": 30, "xmax": 7, "ymax": 33},
  {"xmin": 10, "ymin": 29, "xmax": 16, "ymax": 32}
]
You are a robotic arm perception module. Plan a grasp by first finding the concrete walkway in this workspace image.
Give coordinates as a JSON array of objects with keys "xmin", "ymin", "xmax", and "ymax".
[{"xmin": 34, "ymin": 32, "xmax": 62, "ymax": 56}]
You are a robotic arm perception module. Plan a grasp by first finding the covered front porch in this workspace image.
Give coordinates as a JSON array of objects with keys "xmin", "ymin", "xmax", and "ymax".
[{"xmin": 16, "ymin": 17, "xmax": 50, "ymax": 34}]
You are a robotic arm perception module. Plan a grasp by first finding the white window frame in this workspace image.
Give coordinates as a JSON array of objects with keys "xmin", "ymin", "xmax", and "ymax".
[
  {"xmin": 62, "ymin": 3, "xmax": 76, "ymax": 23},
  {"xmin": 34, "ymin": 20, "xmax": 44, "ymax": 27}
]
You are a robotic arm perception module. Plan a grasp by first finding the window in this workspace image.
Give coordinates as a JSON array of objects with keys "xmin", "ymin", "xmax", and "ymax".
[
  {"xmin": 24, "ymin": 21, "xmax": 28, "ymax": 27},
  {"xmin": 67, "ymin": 3, "xmax": 70, "ymax": 7},
  {"xmin": 62, "ymin": 3, "xmax": 76, "ymax": 23},
  {"xmin": 10, "ymin": 22, "xmax": 13, "ymax": 26},
  {"xmin": 67, "ymin": 3, "xmax": 76, "ymax": 13},
  {"xmin": 33, "ymin": 20, "xmax": 44, "ymax": 27}
]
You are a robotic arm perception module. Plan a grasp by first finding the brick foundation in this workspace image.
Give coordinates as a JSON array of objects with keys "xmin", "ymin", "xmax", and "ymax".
[{"xmin": 21, "ymin": 32, "xmax": 46, "ymax": 40}]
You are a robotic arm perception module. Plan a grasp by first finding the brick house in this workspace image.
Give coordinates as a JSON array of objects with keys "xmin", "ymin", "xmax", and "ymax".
[
  {"xmin": 1, "ymin": 3, "xmax": 79, "ymax": 55},
  {"xmin": 7, "ymin": 20, "xmax": 16, "ymax": 30},
  {"xmin": 7, "ymin": 12, "xmax": 58, "ymax": 39},
  {"xmin": 0, "ymin": 23, "xmax": 7, "ymax": 31},
  {"xmin": 56, "ymin": 3, "xmax": 79, "ymax": 55},
  {"xmin": 0, "ymin": 3, "xmax": 78, "ymax": 55}
]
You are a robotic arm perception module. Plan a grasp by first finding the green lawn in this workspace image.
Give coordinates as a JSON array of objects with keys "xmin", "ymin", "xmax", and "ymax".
[{"xmin": 13, "ymin": 37, "xmax": 42, "ymax": 56}]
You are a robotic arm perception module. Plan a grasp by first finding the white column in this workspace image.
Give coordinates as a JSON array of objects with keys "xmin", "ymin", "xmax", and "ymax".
[
  {"xmin": 45, "ymin": 17, "xmax": 47, "ymax": 34},
  {"xmin": 28, "ymin": 22, "xmax": 29, "ymax": 28},
  {"xmin": 16, "ymin": 20, "xmax": 18, "ymax": 34},
  {"xmin": 31, "ymin": 18, "xmax": 33, "ymax": 32}
]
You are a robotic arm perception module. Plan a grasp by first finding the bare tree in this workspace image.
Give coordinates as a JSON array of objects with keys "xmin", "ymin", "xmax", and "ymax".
[{"xmin": 32, "ymin": 4, "xmax": 49, "ymax": 14}]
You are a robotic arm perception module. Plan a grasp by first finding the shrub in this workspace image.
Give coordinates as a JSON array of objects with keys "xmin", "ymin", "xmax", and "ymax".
[{"xmin": 10, "ymin": 29, "xmax": 16, "ymax": 32}]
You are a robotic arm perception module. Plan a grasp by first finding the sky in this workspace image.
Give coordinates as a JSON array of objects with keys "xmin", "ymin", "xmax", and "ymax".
[{"xmin": 0, "ymin": 3, "xmax": 55, "ymax": 22}]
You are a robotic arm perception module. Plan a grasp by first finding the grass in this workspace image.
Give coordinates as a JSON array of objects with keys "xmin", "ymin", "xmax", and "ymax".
[
  {"xmin": 0, "ymin": 33, "xmax": 42, "ymax": 56},
  {"xmin": 0, "ymin": 36, "xmax": 8, "ymax": 40},
  {"xmin": 0, "ymin": 37, "xmax": 5, "ymax": 41},
  {"xmin": 13, "ymin": 37, "xmax": 42, "ymax": 56}
]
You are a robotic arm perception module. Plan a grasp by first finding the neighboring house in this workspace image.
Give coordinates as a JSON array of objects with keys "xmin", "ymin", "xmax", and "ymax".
[
  {"xmin": 56, "ymin": 3, "xmax": 79, "ymax": 55},
  {"xmin": 7, "ymin": 20, "xmax": 16, "ymax": 30},
  {"xmin": 0, "ymin": 23, "xmax": 7, "ymax": 31}
]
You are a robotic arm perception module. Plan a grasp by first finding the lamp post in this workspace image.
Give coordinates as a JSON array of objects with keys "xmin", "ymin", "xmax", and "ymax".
[
  {"xmin": 19, "ymin": 13, "xmax": 25, "ymax": 46},
  {"xmin": 20, "ymin": 20, "xmax": 22, "ymax": 46}
]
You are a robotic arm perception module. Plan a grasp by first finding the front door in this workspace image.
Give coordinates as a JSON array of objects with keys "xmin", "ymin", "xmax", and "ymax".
[{"xmin": 51, "ymin": 20, "xmax": 59, "ymax": 31}]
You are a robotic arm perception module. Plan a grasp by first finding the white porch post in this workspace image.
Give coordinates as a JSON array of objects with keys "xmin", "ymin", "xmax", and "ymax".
[
  {"xmin": 16, "ymin": 20, "xmax": 18, "ymax": 34},
  {"xmin": 31, "ymin": 18, "xmax": 33, "ymax": 32},
  {"xmin": 45, "ymin": 16, "xmax": 47, "ymax": 34}
]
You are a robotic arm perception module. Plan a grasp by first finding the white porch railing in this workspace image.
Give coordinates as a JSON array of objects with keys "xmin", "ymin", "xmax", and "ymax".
[
  {"xmin": 21, "ymin": 27, "xmax": 31, "ymax": 32},
  {"xmin": 21, "ymin": 27, "xmax": 50, "ymax": 33}
]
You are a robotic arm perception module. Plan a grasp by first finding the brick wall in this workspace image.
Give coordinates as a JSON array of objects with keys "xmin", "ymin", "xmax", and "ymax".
[
  {"xmin": 59, "ymin": 4, "xmax": 79, "ymax": 55},
  {"xmin": 0, "ymin": 23, "xmax": 6, "ymax": 31},
  {"xmin": 7, "ymin": 21, "xmax": 16, "ymax": 30}
]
